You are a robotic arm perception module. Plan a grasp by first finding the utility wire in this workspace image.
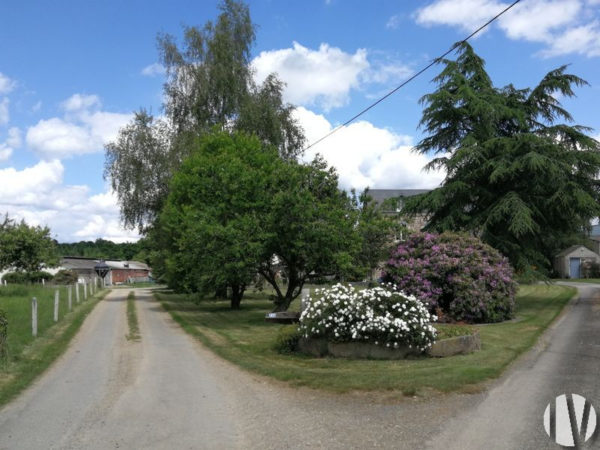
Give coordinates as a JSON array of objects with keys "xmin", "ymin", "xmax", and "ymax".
[{"xmin": 303, "ymin": 0, "xmax": 522, "ymax": 152}]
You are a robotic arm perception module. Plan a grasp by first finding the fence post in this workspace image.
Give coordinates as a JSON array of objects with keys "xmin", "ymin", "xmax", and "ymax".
[
  {"xmin": 0, "ymin": 309, "xmax": 7, "ymax": 361},
  {"xmin": 42, "ymin": 278, "xmax": 45, "ymax": 286},
  {"xmin": 84, "ymin": 282, "xmax": 87, "ymax": 300},
  {"xmin": 54, "ymin": 289, "xmax": 59, "ymax": 322},
  {"xmin": 32, "ymin": 297, "xmax": 38, "ymax": 337},
  {"xmin": 68, "ymin": 285, "xmax": 72, "ymax": 311}
]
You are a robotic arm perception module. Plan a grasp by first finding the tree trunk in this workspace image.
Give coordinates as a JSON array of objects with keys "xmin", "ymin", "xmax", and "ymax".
[{"xmin": 230, "ymin": 284, "xmax": 245, "ymax": 310}]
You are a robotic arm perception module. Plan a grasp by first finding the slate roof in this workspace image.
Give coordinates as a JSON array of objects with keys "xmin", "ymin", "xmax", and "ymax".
[
  {"xmin": 555, "ymin": 245, "xmax": 598, "ymax": 258},
  {"xmin": 61, "ymin": 257, "xmax": 149, "ymax": 271},
  {"xmin": 367, "ymin": 189, "xmax": 430, "ymax": 205}
]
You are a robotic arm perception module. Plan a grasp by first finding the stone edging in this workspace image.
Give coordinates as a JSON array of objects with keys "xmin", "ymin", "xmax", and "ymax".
[{"xmin": 298, "ymin": 332, "xmax": 481, "ymax": 359}]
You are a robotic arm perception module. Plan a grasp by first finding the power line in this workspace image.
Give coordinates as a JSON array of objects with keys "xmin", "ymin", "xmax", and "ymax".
[{"xmin": 303, "ymin": 0, "xmax": 522, "ymax": 152}]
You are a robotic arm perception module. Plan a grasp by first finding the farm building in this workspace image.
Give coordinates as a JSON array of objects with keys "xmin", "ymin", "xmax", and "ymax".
[
  {"xmin": 61, "ymin": 257, "xmax": 151, "ymax": 285},
  {"xmin": 554, "ymin": 245, "xmax": 600, "ymax": 279}
]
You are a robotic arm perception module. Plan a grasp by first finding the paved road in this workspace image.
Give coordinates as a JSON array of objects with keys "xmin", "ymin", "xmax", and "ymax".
[
  {"xmin": 0, "ymin": 284, "xmax": 596, "ymax": 449},
  {"xmin": 426, "ymin": 282, "xmax": 600, "ymax": 449}
]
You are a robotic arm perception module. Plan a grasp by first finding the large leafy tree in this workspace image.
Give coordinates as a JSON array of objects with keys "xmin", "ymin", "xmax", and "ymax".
[
  {"xmin": 105, "ymin": 0, "xmax": 304, "ymax": 232},
  {"xmin": 159, "ymin": 132, "xmax": 275, "ymax": 309},
  {"xmin": 0, "ymin": 215, "xmax": 59, "ymax": 273},
  {"xmin": 157, "ymin": 132, "xmax": 357, "ymax": 311},
  {"xmin": 404, "ymin": 43, "xmax": 600, "ymax": 273},
  {"xmin": 259, "ymin": 156, "xmax": 358, "ymax": 311},
  {"xmin": 352, "ymin": 189, "xmax": 404, "ymax": 282}
]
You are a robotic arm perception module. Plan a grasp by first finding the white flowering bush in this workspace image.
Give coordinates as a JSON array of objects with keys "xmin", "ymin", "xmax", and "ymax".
[{"xmin": 299, "ymin": 284, "xmax": 437, "ymax": 352}]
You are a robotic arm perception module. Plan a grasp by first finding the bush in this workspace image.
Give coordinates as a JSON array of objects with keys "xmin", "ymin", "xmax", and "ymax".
[
  {"xmin": 582, "ymin": 261, "xmax": 600, "ymax": 279},
  {"xmin": 273, "ymin": 325, "xmax": 302, "ymax": 354},
  {"xmin": 383, "ymin": 232, "xmax": 516, "ymax": 323},
  {"xmin": 52, "ymin": 269, "xmax": 78, "ymax": 285},
  {"xmin": 299, "ymin": 284, "xmax": 437, "ymax": 353},
  {"xmin": 2, "ymin": 271, "xmax": 54, "ymax": 284}
]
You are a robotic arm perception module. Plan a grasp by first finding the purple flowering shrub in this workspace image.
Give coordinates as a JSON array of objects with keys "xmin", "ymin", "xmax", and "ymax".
[{"xmin": 383, "ymin": 232, "xmax": 516, "ymax": 323}]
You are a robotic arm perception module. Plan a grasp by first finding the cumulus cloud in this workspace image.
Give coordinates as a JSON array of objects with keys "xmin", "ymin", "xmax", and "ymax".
[
  {"xmin": 0, "ymin": 127, "xmax": 22, "ymax": 162},
  {"xmin": 26, "ymin": 93, "xmax": 132, "ymax": 160},
  {"xmin": 414, "ymin": 0, "xmax": 600, "ymax": 57},
  {"xmin": 294, "ymin": 107, "xmax": 445, "ymax": 191},
  {"xmin": 0, "ymin": 160, "xmax": 139, "ymax": 242},
  {"xmin": 252, "ymin": 42, "xmax": 414, "ymax": 111},
  {"xmin": 60, "ymin": 93, "xmax": 101, "ymax": 112},
  {"xmin": 0, "ymin": 98, "xmax": 9, "ymax": 125},
  {"xmin": 252, "ymin": 42, "xmax": 369, "ymax": 110},
  {"xmin": 141, "ymin": 63, "xmax": 166, "ymax": 77},
  {"xmin": 0, "ymin": 73, "xmax": 16, "ymax": 95}
]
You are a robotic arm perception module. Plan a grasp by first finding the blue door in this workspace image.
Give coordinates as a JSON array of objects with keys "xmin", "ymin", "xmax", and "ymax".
[{"xmin": 569, "ymin": 258, "xmax": 581, "ymax": 279}]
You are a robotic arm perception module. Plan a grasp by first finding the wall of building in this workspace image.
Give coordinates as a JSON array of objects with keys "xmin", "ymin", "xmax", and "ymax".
[{"xmin": 111, "ymin": 269, "xmax": 150, "ymax": 284}]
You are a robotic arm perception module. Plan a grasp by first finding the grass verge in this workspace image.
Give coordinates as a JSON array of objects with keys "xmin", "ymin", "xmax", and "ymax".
[
  {"xmin": 554, "ymin": 278, "xmax": 600, "ymax": 284},
  {"xmin": 126, "ymin": 291, "xmax": 140, "ymax": 341},
  {"xmin": 0, "ymin": 287, "xmax": 108, "ymax": 407},
  {"xmin": 155, "ymin": 284, "xmax": 576, "ymax": 395}
]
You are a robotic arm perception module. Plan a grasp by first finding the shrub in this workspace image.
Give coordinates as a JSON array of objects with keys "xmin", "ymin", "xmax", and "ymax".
[
  {"xmin": 582, "ymin": 261, "xmax": 600, "ymax": 279},
  {"xmin": 299, "ymin": 284, "xmax": 437, "ymax": 353},
  {"xmin": 53, "ymin": 269, "xmax": 79, "ymax": 285},
  {"xmin": 2, "ymin": 271, "xmax": 54, "ymax": 284},
  {"xmin": 383, "ymin": 232, "xmax": 516, "ymax": 323},
  {"xmin": 273, "ymin": 325, "xmax": 302, "ymax": 354}
]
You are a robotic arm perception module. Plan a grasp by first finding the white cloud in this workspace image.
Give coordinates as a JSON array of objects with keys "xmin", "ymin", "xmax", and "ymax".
[
  {"xmin": 0, "ymin": 127, "xmax": 21, "ymax": 162},
  {"xmin": 141, "ymin": 63, "xmax": 166, "ymax": 77},
  {"xmin": 0, "ymin": 98, "xmax": 9, "ymax": 125},
  {"xmin": 6, "ymin": 127, "xmax": 21, "ymax": 148},
  {"xmin": 0, "ymin": 145, "xmax": 11, "ymax": 162},
  {"xmin": 252, "ymin": 42, "xmax": 413, "ymax": 111},
  {"xmin": 252, "ymin": 42, "xmax": 370, "ymax": 110},
  {"xmin": 61, "ymin": 93, "xmax": 101, "ymax": 112},
  {"xmin": 26, "ymin": 93, "xmax": 132, "ymax": 160},
  {"xmin": 0, "ymin": 73, "xmax": 16, "ymax": 95},
  {"xmin": 0, "ymin": 160, "xmax": 139, "ymax": 242},
  {"xmin": 294, "ymin": 107, "xmax": 445, "ymax": 191},
  {"xmin": 386, "ymin": 15, "xmax": 402, "ymax": 30},
  {"xmin": 415, "ymin": 0, "xmax": 508, "ymax": 33},
  {"xmin": 499, "ymin": 0, "xmax": 581, "ymax": 42},
  {"xmin": 414, "ymin": 0, "xmax": 600, "ymax": 57},
  {"xmin": 540, "ymin": 21, "xmax": 600, "ymax": 57}
]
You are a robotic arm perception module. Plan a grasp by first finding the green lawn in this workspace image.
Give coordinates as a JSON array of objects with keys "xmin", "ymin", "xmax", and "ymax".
[
  {"xmin": 155, "ymin": 284, "xmax": 576, "ymax": 396},
  {"xmin": 0, "ymin": 284, "xmax": 107, "ymax": 406}
]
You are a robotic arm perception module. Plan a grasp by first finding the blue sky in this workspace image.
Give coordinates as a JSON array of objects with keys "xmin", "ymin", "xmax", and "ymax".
[{"xmin": 1, "ymin": 0, "xmax": 599, "ymax": 242}]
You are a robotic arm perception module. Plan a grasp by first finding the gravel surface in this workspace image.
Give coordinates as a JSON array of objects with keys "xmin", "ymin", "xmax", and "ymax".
[
  {"xmin": 426, "ymin": 282, "xmax": 600, "ymax": 450},
  {"xmin": 1, "ymin": 284, "xmax": 594, "ymax": 449}
]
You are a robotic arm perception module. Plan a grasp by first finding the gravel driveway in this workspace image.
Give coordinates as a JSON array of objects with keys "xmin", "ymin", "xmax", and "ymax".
[{"xmin": 1, "ymin": 284, "xmax": 595, "ymax": 449}]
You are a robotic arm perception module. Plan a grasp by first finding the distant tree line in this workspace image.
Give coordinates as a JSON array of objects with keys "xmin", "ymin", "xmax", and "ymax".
[{"xmin": 56, "ymin": 239, "xmax": 146, "ymax": 262}]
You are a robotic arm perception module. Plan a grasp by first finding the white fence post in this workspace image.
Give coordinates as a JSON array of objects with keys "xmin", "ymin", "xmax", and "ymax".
[
  {"xmin": 75, "ymin": 283, "xmax": 80, "ymax": 303},
  {"xmin": 32, "ymin": 297, "xmax": 38, "ymax": 337},
  {"xmin": 42, "ymin": 278, "xmax": 45, "ymax": 286},
  {"xmin": 54, "ymin": 289, "xmax": 59, "ymax": 322},
  {"xmin": 68, "ymin": 285, "xmax": 72, "ymax": 311},
  {"xmin": 84, "ymin": 282, "xmax": 87, "ymax": 300}
]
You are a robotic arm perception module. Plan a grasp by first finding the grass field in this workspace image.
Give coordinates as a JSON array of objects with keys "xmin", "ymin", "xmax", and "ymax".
[
  {"xmin": 0, "ymin": 283, "xmax": 106, "ymax": 406},
  {"xmin": 156, "ymin": 284, "xmax": 576, "ymax": 396}
]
